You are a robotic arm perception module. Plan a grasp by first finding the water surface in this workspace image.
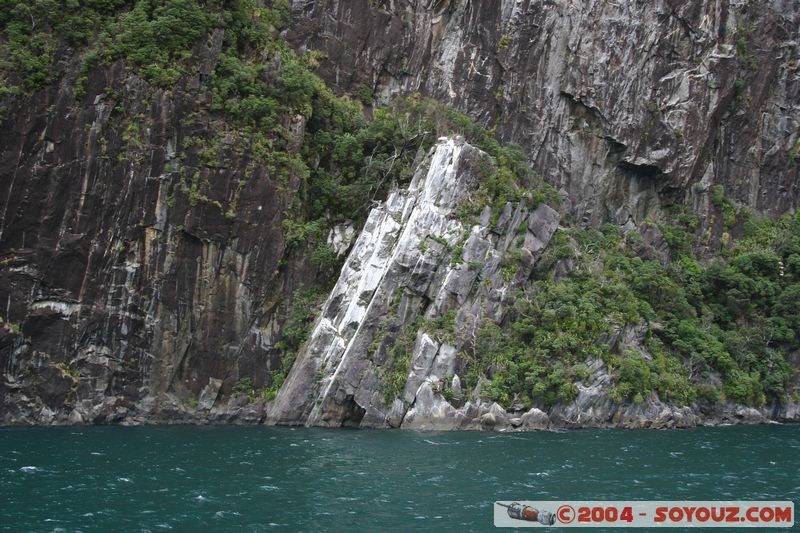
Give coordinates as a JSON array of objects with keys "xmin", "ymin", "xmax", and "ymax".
[{"xmin": 1, "ymin": 424, "xmax": 798, "ymax": 531}]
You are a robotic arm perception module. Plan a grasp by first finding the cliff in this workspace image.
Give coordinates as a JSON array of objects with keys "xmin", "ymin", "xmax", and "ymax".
[
  {"xmin": 289, "ymin": 0, "xmax": 800, "ymax": 227},
  {"xmin": 1, "ymin": 0, "xmax": 798, "ymax": 428}
]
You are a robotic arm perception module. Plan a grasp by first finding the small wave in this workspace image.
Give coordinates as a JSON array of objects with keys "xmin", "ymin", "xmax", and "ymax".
[
  {"xmin": 260, "ymin": 485, "xmax": 279, "ymax": 491},
  {"xmin": 423, "ymin": 439, "xmax": 449, "ymax": 445},
  {"xmin": 20, "ymin": 466, "xmax": 40, "ymax": 473},
  {"xmin": 194, "ymin": 495, "xmax": 207, "ymax": 502},
  {"xmin": 117, "ymin": 477, "xmax": 133, "ymax": 483},
  {"xmin": 90, "ymin": 452, "xmax": 104, "ymax": 456}
]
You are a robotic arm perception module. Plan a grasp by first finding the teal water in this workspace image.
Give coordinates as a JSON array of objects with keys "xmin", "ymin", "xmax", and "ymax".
[{"xmin": 1, "ymin": 425, "xmax": 798, "ymax": 532}]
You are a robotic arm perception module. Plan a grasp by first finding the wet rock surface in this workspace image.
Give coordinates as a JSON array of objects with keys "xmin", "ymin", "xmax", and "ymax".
[
  {"xmin": 267, "ymin": 138, "xmax": 564, "ymax": 428},
  {"xmin": 289, "ymin": 0, "xmax": 800, "ymax": 227},
  {"xmin": 0, "ymin": 44, "xmax": 314, "ymax": 425},
  {"xmin": 266, "ymin": 138, "xmax": 800, "ymax": 430},
  {"xmin": 2, "ymin": 2, "xmax": 799, "ymax": 429}
]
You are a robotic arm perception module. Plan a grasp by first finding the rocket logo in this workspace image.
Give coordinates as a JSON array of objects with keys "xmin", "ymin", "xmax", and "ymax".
[{"xmin": 496, "ymin": 502, "xmax": 556, "ymax": 525}]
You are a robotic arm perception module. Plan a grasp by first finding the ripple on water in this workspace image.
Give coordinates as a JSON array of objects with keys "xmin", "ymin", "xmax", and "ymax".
[{"xmin": 0, "ymin": 425, "xmax": 798, "ymax": 531}]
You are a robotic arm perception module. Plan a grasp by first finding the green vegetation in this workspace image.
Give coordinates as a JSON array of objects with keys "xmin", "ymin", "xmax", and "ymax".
[
  {"xmin": 55, "ymin": 362, "xmax": 80, "ymax": 381},
  {"xmin": 735, "ymin": 23, "xmax": 758, "ymax": 71},
  {"xmin": 231, "ymin": 287, "xmax": 324, "ymax": 403},
  {"xmin": 370, "ymin": 287, "xmax": 414, "ymax": 404},
  {"xmin": 1, "ymin": 0, "xmax": 123, "ymax": 90},
  {"xmin": 464, "ymin": 210, "xmax": 800, "ymax": 410},
  {"xmin": 710, "ymin": 184, "xmax": 738, "ymax": 230},
  {"xmin": 382, "ymin": 323, "xmax": 414, "ymax": 404},
  {"xmin": 788, "ymin": 136, "xmax": 800, "ymax": 165},
  {"xmin": 2, "ymin": 1, "xmax": 795, "ymax": 413},
  {"xmin": 102, "ymin": 0, "xmax": 216, "ymax": 86},
  {"xmin": 232, "ymin": 376, "xmax": 254, "ymax": 397},
  {"xmin": 498, "ymin": 34, "xmax": 512, "ymax": 51},
  {"xmin": 419, "ymin": 310, "xmax": 457, "ymax": 345},
  {"xmin": 1, "ymin": 0, "xmax": 559, "ymax": 409},
  {"xmin": 0, "ymin": 315, "xmax": 22, "ymax": 335},
  {"xmin": 262, "ymin": 287, "xmax": 324, "ymax": 400},
  {"xmin": 0, "ymin": 0, "xmax": 287, "ymax": 90}
]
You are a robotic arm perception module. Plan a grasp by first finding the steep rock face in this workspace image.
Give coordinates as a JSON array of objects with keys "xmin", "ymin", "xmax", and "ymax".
[
  {"xmin": 2, "ymin": 2, "xmax": 798, "ymax": 429},
  {"xmin": 0, "ymin": 48, "xmax": 313, "ymax": 425},
  {"xmin": 268, "ymin": 137, "xmax": 557, "ymax": 428},
  {"xmin": 288, "ymin": 0, "xmax": 800, "ymax": 225},
  {"xmin": 267, "ymin": 137, "xmax": 800, "ymax": 430}
]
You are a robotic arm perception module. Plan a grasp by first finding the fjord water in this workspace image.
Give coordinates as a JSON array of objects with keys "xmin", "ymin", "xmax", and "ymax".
[{"xmin": 1, "ymin": 425, "xmax": 798, "ymax": 532}]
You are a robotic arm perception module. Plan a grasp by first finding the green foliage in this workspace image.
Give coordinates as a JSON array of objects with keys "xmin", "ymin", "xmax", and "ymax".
[
  {"xmin": 382, "ymin": 324, "xmax": 415, "ymax": 404},
  {"xmin": 263, "ymin": 287, "xmax": 324, "ymax": 401},
  {"xmin": 0, "ymin": 0, "xmax": 290, "ymax": 93},
  {"xmin": 103, "ymin": 0, "xmax": 214, "ymax": 85},
  {"xmin": 734, "ymin": 78, "xmax": 746, "ymax": 100},
  {"xmin": 789, "ymin": 137, "xmax": 800, "ymax": 163},
  {"xmin": 659, "ymin": 205, "xmax": 698, "ymax": 258},
  {"xmin": 419, "ymin": 310, "xmax": 457, "ymax": 345},
  {"xmin": 1, "ymin": 0, "xmax": 124, "ymax": 89},
  {"xmin": 3, "ymin": 0, "xmax": 794, "ymax": 412},
  {"xmin": 0, "ymin": 315, "xmax": 23, "ymax": 335},
  {"xmin": 710, "ymin": 185, "xmax": 738, "ymax": 229},
  {"xmin": 232, "ymin": 376, "xmax": 254, "ymax": 396},
  {"xmin": 355, "ymin": 85, "xmax": 373, "ymax": 105},
  {"xmin": 55, "ymin": 361, "xmax": 80, "ymax": 381},
  {"xmin": 498, "ymin": 34, "xmax": 512, "ymax": 51},
  {"xmin": 464, "ymin": 210, "xmax": 800, "ymax": 409}
]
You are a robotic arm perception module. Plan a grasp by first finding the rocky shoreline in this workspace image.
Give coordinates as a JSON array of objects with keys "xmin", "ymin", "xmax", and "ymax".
[{"xmin": 4, "ymin": 383, "xmax": 798, "ymax": 430}]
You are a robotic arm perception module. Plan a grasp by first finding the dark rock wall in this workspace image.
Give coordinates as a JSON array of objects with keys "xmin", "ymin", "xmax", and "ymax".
[
  {"xmin": 1, "ymin": 0, "xmax": 798, "ymax": 424},
  {"xmin": 0, "ymin": 41, "xmax": 314, "ymax": 423},
  {"xmin": 288, "ymin": 0, "xmax": 800, "ymax": 224}
]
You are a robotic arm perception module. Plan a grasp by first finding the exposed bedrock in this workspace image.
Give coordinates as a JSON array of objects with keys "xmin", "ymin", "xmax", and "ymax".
[
  {"xmin": 288, "ymin": 0, "xmax": 800, "ymax": 225},
  {"xmin": 268, "ymin": 137, "xmax": 563, "ymax": 428}
]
